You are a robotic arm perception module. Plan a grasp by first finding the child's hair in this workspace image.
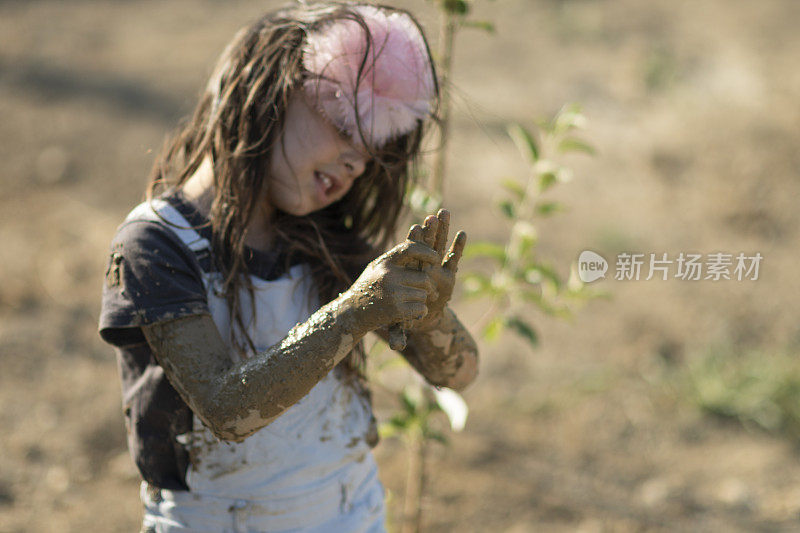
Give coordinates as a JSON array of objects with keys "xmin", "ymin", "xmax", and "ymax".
[{"xmin": 147, "ymin": 2, "xmax": 439, "ymax": 373}]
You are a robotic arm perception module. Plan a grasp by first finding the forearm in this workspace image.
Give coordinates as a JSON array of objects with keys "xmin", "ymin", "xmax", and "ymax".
[
  {"xmin": 144, "ymin": 293, "xmax": 369, "ymax": 442},
  {"xmin": 144, "ymin": 238, "xmax": 440, "ymax": 442},
  {"xmin": 213, "ymin": 295, "xmax": 370, "ymax": 439},
  {"xmin": 399, "ymin": 307, "xmax": 479, "ymax": 391}
]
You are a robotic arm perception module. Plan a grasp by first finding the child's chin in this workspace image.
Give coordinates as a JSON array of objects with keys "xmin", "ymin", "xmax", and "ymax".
[{"xmin": 277, "ymin": 203, "xmax": 316, "ymax": 217}]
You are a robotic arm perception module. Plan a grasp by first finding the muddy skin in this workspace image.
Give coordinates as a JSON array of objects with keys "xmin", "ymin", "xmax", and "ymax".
[
  {"xmin": 142, "ymin": 237, "xmax": 443, "ymax": 442},
  {"xmin": 412, "ymin": 210, "xmax": 466, "ymax": 329},
  {"xmin": 393, "ymin": 307, "xmax": 479, "ymax": 391},
  {"xmin": 380, "ymin": 210, "xmax": 478, "ymax": 391}
]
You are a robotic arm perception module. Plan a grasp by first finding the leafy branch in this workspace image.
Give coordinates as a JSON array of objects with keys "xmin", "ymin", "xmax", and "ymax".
[{"xmin": 463, "ymin": 104, "xmax": 600, "ymax": 347}]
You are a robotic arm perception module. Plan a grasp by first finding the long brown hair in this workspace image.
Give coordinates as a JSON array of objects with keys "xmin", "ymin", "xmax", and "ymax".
[{"xmin": 147, "ymin": 2, "xmax": 439, "ymax": 375}]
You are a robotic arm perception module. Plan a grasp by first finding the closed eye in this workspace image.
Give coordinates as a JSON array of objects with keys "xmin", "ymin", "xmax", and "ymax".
[{"xmin": 336, "ymin": 126, "xmax": 369, "ymax": 155}]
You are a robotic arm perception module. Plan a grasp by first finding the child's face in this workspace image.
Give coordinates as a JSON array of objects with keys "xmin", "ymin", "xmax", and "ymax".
[{"xmin": 266, "ymin": 92, "xmax": 369, "ymax": 217}]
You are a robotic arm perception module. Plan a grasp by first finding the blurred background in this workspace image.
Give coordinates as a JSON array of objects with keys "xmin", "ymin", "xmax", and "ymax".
[{"xmin": 1, "ymin": 0, "xmax": 799, "ymax": 531}]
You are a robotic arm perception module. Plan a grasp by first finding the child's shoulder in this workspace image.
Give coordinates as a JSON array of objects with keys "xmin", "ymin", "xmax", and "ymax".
[
  {"xmin": 116, "ymin": 192, "xmax": 210, "ymax": 249},
  {"xmin": 100, "ymin": 195, "xmax": 210, "ymax": 344}
]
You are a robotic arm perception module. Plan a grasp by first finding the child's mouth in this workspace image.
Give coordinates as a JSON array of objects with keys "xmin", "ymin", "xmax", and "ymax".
[{"xmin": 314, "ymin": 171, "xmax": 340, "ymax": 200}]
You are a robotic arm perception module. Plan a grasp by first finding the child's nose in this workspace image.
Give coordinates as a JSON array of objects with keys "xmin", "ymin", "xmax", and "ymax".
[{"xmin": 339, "ymin": 151, "xmax": 367, "ymax": 180}]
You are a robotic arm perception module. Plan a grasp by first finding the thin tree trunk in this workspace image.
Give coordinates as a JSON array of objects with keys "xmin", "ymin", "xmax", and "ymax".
[
  {"xmin": 431, "ymin": 15, "xmax": 457, "ymax": 198},
  {"xmin": 401, "ymin": 436, "xmax": 427, "ymax": 533}
]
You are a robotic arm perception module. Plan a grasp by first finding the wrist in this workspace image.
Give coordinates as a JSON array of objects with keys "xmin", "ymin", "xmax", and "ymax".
[{"xmin": 333, "ymin": 288, "xmax": 377, "ymax": 338}]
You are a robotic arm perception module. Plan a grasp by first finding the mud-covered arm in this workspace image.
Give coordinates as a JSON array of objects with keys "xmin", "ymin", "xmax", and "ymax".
[
  {"xmin": 143, "ymin": 303, "xmax": 361, "ymax": 443},
  {"xmin": 384, "ymin": 307, "xmax": 479, "ymax": 391},
  {"xmin": 142, "ymin": 240, "xmax": 440, "ymax": 443},
  {"xmin": 381, "ymin": 210, "xmax": 479, "ymax": 391}
]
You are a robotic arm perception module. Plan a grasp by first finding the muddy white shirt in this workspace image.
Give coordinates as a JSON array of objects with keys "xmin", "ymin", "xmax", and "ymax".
[{"xmin": 100, "ymin": 193, "xmax": 385, "ymax": 532}]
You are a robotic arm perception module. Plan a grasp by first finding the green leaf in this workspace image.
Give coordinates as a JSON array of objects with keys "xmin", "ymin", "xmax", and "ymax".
[
  {"xmin": 482, "ymin": 316, "xmax": 505, "ymax": 341},
  {"xmin": 513, "ymin": 221, "xmax": 537, "ymax": 257},
  {"xmin": 505, "ymin": 316, "xmax": 539, "ymax": 348},
  {"xmin": 538, "ymin": 171, "xmax": 558, "ymax": 192},
  {"xmin": 401, "ymin": 390, "xmax": 418, "ymax": 413},
  {"xmin": 498, "ymin": 200, "xmax": 515, "ymax": 219},
  {"xmin": 461, "ymin": 19, "xmax": 495, "ymax": 33},
  {"xmin": 389, "ymin": 414, "xmax": 410, "ymax": 429},
  {"xmin": 443, "ymin": 0, "xmax": 470, "ymax": 15},
  {"xmin": 535, "ymin": 117, "xmax": 555, "ymax": 135},
  {"xmin": 374, "ymin": 353, "xmax": 408, "ymax": 372},
  {"xmin": 553, "ymin": 104, "xmax": 586, "ymax": 134},
  {"xmin": 507, "ymin": 123, "xmax": 539, "ymax": 164},
  {"xmin": 379, "ymin": 421, "xmax": 401, "ymax": 439},
  {"xmin": 463, "ymin": 241, "xmax": 507, "ymax": 265},
  {"xmin": 535, "ymin": 201, "xmax": 564, "ymax": 216},
  {"xmin": 501, "ymin": 178, "xmax": 526, "ymax": 201},
  {"xmin": 557, "ymin": 137, "xmax": 596, "ymax": 155},
  {"xmin": 525, "ymin": 263, "xmax": 562, "ymax": 289}
]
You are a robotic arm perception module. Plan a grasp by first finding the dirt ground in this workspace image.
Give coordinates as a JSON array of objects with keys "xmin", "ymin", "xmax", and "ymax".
[{"xmin": 2, "ymin": 0, "xmax": 799, "ymax": 531}]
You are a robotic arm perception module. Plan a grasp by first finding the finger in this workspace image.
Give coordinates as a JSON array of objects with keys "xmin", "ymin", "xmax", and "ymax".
[
  {"xmin": 390, "ymin": 241, "xmax": 440, "ymax": 267},
  {"xmin": 443, "ymin": 231, "xmax": 467, "ymax": 272},
  {"xmin": 433, "ymin": 209, "xmax": 450, "ymax": 256},
  {"xmin": 426, "ymin": 288, "xmax": 440, "ymax": 304},
  {"xmin": 428, "ymin": 267, "xmax": 453, "ymax": 291},
  {"xmin": 406, "ymin": 224, "xmax": 424, "ymax": 243},
  {"xmin": 401, "ymin": 301, "xmax": 428, "ymax": 321},
  {"xmin": 388, "ymin": 325, "xmax": 407, "ymax": 351},
  {"xmin": 401, "ymin": 270, "xmax": 435, "ymax": 292},
  {"xmin": 399, "ymin": 287, "xmax": 428, "ymax": 303},
  {"xmin": 422, "ymin": 215, "xmax": 438, "ymax": 249}
]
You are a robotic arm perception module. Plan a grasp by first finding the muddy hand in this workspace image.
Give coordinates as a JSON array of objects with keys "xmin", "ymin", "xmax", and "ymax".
[
  {"xmin": 387, "ymin": 217, "xmax": 436, "ymax": 350},
  {"xmin": 420, "ymin": 209, "xmax": 466, "ymax": 330},
  {"xmin": 346, "ymin": 238, "xmax": 439, "ymax": 339},
  {"xmin": 388, "ymin": 210, "xmax": 467, "ymax": 348}
]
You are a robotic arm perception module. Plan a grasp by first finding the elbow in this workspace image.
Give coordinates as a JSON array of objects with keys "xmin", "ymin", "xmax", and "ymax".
[
  {"xmin": 207, "ymin": 413, "xmax": 246, "ymax": 442},
  {"xmin": 186, "ymin": 393, "xmax": 252, "ymax": 443},
  {"xmin": 194, "ymin": 405, "xmax": 248, "ymax": 443},
  {"xmin": 439, "ymin": 349, "xmax": 479, "ymax": 392},
  {"xmin": 203, "ymin": 416, "xmax": 257, "ymax": 443},
  {"xmin": 202, "ymin": 402, "xmax": 280, "ymax": 443},
  {"xmin": 449, "ymin": 358, "xmax": 479, "ymax": 392},
  {"xmin": 196, "ymin": 377, "xmax": 283, "ymax": 442},
  {"xmin": 180, "ymin": 386, "xmax": 249, "ymax": 442},
  {"xmin": 209, "ymin": 426, "xmax": 247, "ymax": 443}
]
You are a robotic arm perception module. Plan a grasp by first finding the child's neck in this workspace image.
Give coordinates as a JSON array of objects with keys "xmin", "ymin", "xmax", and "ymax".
[
  {"xmin": 182, "ymin": 156, "xmax": 277, "ymax": 253},
  {"xmin": 244, "ymin": 207, "xmax": 277, "ymax": 252},
  {"xmin": 181, "ymin": 156, "xmax": 215, "ymax": 217}
]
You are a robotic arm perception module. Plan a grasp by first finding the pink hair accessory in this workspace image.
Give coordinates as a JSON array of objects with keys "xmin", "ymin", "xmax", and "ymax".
[{"xmin": 302, "ymin": 5, "xmax": 436, "ymax": 147}]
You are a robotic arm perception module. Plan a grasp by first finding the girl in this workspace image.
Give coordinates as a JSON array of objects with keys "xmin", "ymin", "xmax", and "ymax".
[{"xmin": 99, "ymin": 3, "xmax": 478, "ymax": 531}]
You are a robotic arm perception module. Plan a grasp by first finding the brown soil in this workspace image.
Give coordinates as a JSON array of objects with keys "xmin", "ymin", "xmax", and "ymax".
[{"xmin": 2, "ymin": 0, "xmax": 799, "ymax": 531}]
